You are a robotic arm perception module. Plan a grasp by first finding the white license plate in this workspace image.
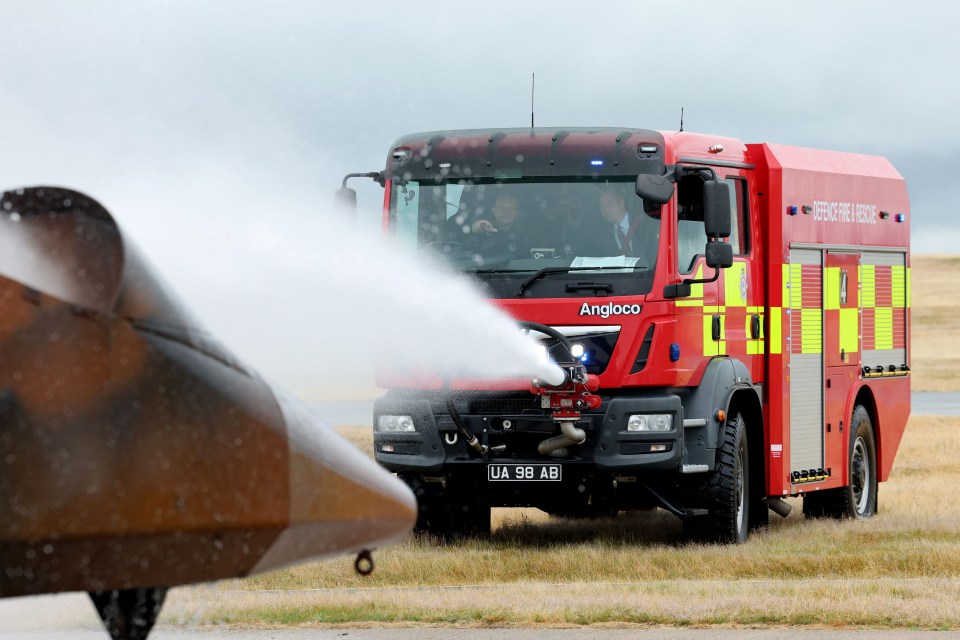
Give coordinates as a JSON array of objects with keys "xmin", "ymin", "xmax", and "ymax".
[{"xmin": 487, "ymin": 463, "xmax": 562, "ymax": 482}]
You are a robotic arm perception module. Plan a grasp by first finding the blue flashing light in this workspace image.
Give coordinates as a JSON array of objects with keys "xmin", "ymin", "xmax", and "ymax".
[
  {"xmin": 580, "ymin": 354, "xmax": 589, "ymax": 363},
  {"xmin": 895, "ymin": 213, "xmax": 907, "ymax": 223},
  {"xmin": 787, "ymin": 206, "xmax": 798, "ymax": 216},
  {"xmin": 590, "ymin": 159, "xmax": 604, "ymax": 166},
  {"xmin": 670, "ymin": 343, "xmax": 681, "ymax": 362}
]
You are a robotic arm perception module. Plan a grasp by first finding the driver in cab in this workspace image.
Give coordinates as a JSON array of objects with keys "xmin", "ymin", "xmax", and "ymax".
[{"xmin": 468, "ymin": 192, "xmax": 528, "ymax": 258}]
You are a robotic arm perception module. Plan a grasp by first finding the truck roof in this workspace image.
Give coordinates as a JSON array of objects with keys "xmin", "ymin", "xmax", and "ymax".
[
  {"xmin": 752, "ymin": 142, "xmax": 904, "ymax": 180},
  {"xmin": 384, "ymin": 127, "xmax": 666, "ymax": 181},
  {"xmin": 389, "ymin": 127, "xmax": 657, "ymax": 147}
]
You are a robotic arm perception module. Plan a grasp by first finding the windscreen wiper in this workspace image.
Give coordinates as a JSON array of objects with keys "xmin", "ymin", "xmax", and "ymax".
[{"xmin": 516, "ymin": 265, "xmax": 645, "ymax": 297}]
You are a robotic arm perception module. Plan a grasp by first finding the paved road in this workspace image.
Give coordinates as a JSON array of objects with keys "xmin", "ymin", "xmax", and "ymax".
[
  {"xmin": 318, "ymin": 393, "xmax": 960, "ymax": 426},
  {"xmin": 913, "ymin": 391, "xmax": 960, "ymax": 416},
  {"xmin": 4, "ymin": 593, "xmax": 958, "ymax": 639},
  {"xmin": 4, "ymin": 629, "xmax": 960, "ymax": 639}
]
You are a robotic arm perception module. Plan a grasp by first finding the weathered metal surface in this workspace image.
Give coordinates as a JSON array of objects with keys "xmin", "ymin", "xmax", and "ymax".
[{"xmin": 0, "ymin": 187, "xmax": 415, "ymax": 598}]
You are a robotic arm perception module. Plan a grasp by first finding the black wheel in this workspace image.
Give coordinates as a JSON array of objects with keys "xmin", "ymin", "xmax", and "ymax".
[
  {"xmin": 408, "ymin": 475, "xmax": 490, "ymax": 541},
  {"xmin": 748, "ymin": 491, "xmax": 770, "ymax": 532},
  {"xmin": 684, "ymin": 412, "xmax": 750, "ymax": 544},
  {"xmin": 89, "ymin": 587, "xmax": 167, "ymax": 640},
  {"xmin": 803, "ymin": 405, "xmax": 877, "ymax": 519}
]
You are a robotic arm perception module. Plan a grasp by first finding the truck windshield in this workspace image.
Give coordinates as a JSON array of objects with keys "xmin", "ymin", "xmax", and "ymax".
[{"xmin": 389, "ymin": 178, "xmax": 659, "ymax": 298}]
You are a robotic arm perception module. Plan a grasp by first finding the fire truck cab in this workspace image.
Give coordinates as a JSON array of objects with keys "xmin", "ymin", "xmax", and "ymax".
[{"xmin": 343, "ymin": 127, "xmax": 911, "ymax": 543}]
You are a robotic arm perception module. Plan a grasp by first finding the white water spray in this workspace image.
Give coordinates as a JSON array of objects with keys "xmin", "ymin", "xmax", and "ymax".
[{"xmin": 181, "ymin": 199, "xmax": 566, "ymax": 396}]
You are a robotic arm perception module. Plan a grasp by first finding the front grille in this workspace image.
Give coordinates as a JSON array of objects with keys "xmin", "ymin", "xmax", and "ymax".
[{"xmin": 468, "ymin": 397, "xmax": 541, "ymax": 416}]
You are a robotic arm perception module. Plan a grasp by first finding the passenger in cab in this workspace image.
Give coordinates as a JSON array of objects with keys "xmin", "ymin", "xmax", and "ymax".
[
  {"xmin": 572, "ymin": 184, "xmax": 657, "ymax": 263},
  {"xmin": 467, "ymin": 192, "xmax": 529, "ymax": 259}
]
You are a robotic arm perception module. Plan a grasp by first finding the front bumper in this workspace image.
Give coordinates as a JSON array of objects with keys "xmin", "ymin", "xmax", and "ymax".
[{"xmin": 373, "ymin": 392, "xmax": 683, "ymax": 474}]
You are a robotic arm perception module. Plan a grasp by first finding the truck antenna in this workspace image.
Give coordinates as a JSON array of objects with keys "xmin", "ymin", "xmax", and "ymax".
[
  {"xmin": 679, "ymin": 107, "xmax": 684, "ymax": 132},
  {"xmin": 531, "ymin": 72, "xmax": 535, "ymax": 128}
]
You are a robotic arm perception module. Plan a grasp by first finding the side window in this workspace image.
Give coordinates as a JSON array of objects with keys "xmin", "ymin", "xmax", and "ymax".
[
  {"xmin": 725, "ymin": 177, "xmax": 749, "ymax": 255},
  {"xmin": 444, "ymin": 184, "xmax": 466, "ymax": 220},
  {"xmin": 677, "ymin": 174, "xmax": 706, "ymax": 274},
  {"xmin": 394, "ymin": 181, "xmax": 420, "ymax": 249}
]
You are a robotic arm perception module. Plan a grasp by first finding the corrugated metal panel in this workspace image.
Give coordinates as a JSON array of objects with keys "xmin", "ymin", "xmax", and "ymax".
[
  {"xmin": 862, "ymin": 251, "xmax": 906, "ymax": 267},
  {"xmin": 790, "ymin": 354, "xmax": 824, "ymax": 469},
  {"xmin": 862, "ymin": 252, "xmax": 907, "ymax": 368},
  {"xmin": 789, "ymin": 249, "xmax": 823, "ymax": 471}
]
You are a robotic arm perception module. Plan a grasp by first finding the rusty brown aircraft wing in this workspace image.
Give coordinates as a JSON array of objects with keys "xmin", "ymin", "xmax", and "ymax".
[{"xmin": 0, "ymin": 187, "xmax": 416, "ymax": 639}]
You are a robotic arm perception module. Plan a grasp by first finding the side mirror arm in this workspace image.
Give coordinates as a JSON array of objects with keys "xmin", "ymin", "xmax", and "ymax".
[
  {"xmin": 335, "ymin": 171, "xmax": 385, "ymax": 215},
  {"xmin": 341, "ymin": 171, "xmax": 384, "ymax": 188},
  {"xmin": 663, "ymin": 266, "xmax": 721, "ymax": 299},
  {"xmin": 664, "ymin": 240, "xmax": 732, "ymax": 299}
]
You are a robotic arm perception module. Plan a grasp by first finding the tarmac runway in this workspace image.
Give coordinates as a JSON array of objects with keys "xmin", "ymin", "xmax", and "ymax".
[
  {"xmin": 3, "ymin": 627, "xmax": 960, "ymax": 639},
  {"xmin": 2, "ymin": 592, "xmax": 959, "ymax": 639},
  {"xmin": 317, "ymin": 392, "xmax": 960, "ymax": 427}
]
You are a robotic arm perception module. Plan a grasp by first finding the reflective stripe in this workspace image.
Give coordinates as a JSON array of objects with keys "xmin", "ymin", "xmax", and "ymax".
[
  {"xmin": 824, "ymin": 267, "xmax": 841, "ymax": 311},
  {"xmin": 906, "ymin": 267, "xmax": 911, "ymax": 308},
  {"xmin": 724, "ymin": 261, "xmax": 747, "ymax": 308},
  {"xmin": 862, "ymin": 252, "xmax": 907, "ymax": 368},
  {"xmin": 702, "ymin": 305, "xmax": 725, "ymax": 356},
  {"xmin": 769, "ymin": 307, "xmax": 782, "ymax": 355},
  {"xmin": 891, "ymin": 265, "xmax": 906, "ymax": 308},
  {"xmin": 800, "ymin": 308, "xmax": 823, "ymax": 354},
  {"xmin": 788, "ymin": 263, "xmax": 803, "ymax": 309},
  {"xmin": 839, "ymin": 307, "xmax": 859, "ymax": 355},
  {"xmin": 676, "ymin": 264, "xmax": 705, "ymax": 307},
  {"xmin": 861, "ymin": 264, "xmax": 876, "ymax": 308},
  {"xmin": 874, "ymin": 307, "xmax": 894, "ymax": 350}
]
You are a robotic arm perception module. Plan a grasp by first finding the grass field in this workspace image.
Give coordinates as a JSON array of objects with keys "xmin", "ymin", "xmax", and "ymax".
[
  {"xmin": 166, "ymin": 256, "xmax": 960, "ymax": 629},
  {"xmin": 910, "ymin": 255, "xmax": 960, "ymax": 391}
]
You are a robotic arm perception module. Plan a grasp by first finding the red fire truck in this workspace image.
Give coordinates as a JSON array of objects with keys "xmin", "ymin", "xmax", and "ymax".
[{"xmin": 339, "ymin": 128, "xmax": 911, "ymax": 543}]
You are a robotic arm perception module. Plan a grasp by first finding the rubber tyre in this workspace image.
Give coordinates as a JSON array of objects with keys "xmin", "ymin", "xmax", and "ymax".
[
  {"xmin": 408, "ymin": 476, "xmax": 490, "ymax": 541},
  {"xmin": 684, "ymin": 412, "xmax": 750, "ymax": 544},
  {"xmin": 802, "ymin": 405, "xmax": 878, "ymax": 519}
]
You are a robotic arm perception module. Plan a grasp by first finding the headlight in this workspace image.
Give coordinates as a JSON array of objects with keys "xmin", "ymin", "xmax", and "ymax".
[
  {"xmin": 626, "ymin": 414, "xmax": 673, "ymax": 432},
  {"xmin": 376, "ymin": 415, "xmax": 416, "ymax": 433}
]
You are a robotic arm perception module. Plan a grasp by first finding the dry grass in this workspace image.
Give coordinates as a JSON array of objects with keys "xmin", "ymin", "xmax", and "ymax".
[
  {"xmin": 161, "ymin": 255, "xmax": 960, "ymax": 628},
  {"xmin": 162, "ymin": 414, "xmax": 960, "ymax": 629},
  {"xmin": 171, "ymin": 578, "xmax": 960, "ymax": 628},
  {"xmin": 911, "ymin": 255, "xmax": 960, "ymax": 391}
]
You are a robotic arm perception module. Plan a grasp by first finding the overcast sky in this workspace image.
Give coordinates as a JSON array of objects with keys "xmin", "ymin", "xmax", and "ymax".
[{"xmin": 1, "ymin": 1, "xmax": 956, "ymax": 396}]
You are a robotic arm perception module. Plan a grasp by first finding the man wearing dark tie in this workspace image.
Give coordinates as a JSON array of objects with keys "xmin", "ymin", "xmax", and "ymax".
[
  {"xmin": 598, "ymin": 188, "xmax": 633, "ymax": 255},
  {"xmin": 569, "ymin": 184, "xmax": 653, "ymax": 260}
]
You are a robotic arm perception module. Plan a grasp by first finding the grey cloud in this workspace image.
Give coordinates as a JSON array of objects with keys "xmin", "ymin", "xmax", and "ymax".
[{"xmin": 1, "ymin": 0, "xmax": 955, "ymax": 390}]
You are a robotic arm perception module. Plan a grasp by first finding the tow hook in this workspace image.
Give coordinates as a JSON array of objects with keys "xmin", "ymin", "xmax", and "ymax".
[
  {"xmin": 354, "ymin": 549, "xmax": 374, "ymax": 576},
  {"xmin": 446, "ymin": 399, "xmax": 488, "ymax": 454}
]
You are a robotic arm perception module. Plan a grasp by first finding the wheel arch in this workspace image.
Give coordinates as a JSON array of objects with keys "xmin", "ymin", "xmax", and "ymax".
[
  {"xmin": 679, "ymin": 356, "xmax": 761, "ymax": 473},
  {"xmin": 849, "ymin": 383, "xmax": 880, "ymax": 465}
]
